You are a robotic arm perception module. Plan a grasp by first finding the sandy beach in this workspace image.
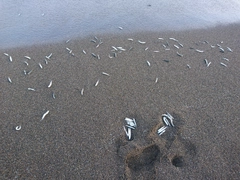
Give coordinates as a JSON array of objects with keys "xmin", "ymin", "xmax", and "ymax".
[{"xmin": 1, "ymin": 23, "xmax": 240, "ymax": 179}]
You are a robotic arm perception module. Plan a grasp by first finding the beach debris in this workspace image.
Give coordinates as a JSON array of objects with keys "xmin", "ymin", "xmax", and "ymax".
[
  {"xmin": 176, "ymin": 52, "xmax": 183, "ymax": 57},
  {"xmin": 38, "ymin": 63, "xmax": 43, "ymax": 69},
  {"xmin": 222, "ymin": 57, "xmax": 229, "ymax": 61},
  {"xmin": 117, "ymin": 47, "xmax": 126, "ymax": 51},
  {"xmin": 24, "ymin": 56, "xmax": 31, "ymax": 60},
  {"xmin": 145, "ymin": 47, "xmax": 149, "ymax": 51},
  {"xmin": 178, "ymin": 42, "xmax": 183, "ymax": 47},
  {"xmin": 102, "ymin": 72, "xmax": 110, "ymax": 76},
  {"xmin": 108, "ymin": 54, "xmax": 113, "ymax": 59},
  {"xmin": 81, "ymin": 88, "xmax": 84, "ymax": 96},
  {"xmin": 138, "ymin": 40, "xmax": 146, "ymax": 44},
  {"xmin": 45, "ymin": 53, "xmax": 52, "ymax": 59},
  {"xmin": 48, "ymin": 80, "xmax": 53, "ymax": 88},
  {"xmin": 163, "ymin": 59, "xmax": 169, "ymax": 63},
  {"xmin": 9, "ymin": 56, "xmax": 13, "ymax": 62},
  {"xmin": 111, "ymin": 46, "xmax": 118, "ymax": 51},
  {"xmin": 44, "ymin": 59, "xmax": 48, "ymax": 64},
  {"xmin": 153, "ymin": 50, "xmax": 159, "ymax": 53},
  {"xmin": 125, "ymin": 117, "xmax": 137, "ymax": 129},
  {"xmin": 97, "ymin": 54, "xmax": 100, "ymax": 60},
  {"xmin": 219, "ymin": 47, "xmax": 224, "ymax": 53},
  {"xmin": 195, "ymin": 49, "xmax": 204, "ymax": 53},
  {"xmin": 66, "ymin": 39, "xmax": 71, "ymax": 43},
  {"xmin": 90, "ymin": 39, "xmax": 97, "ymax": 43},
  {"xmin": 94, "ymin": 79, "xmax": 99, "ymax": 87},
  {"xmin": 187, "ymin": 64, "xmax": 191, "ymax": 68},
  {"xmin": 82, "ymin": 50, "xmax": 87, "ymax": 54},
  {"xmin": 169, "ymin": 37, "xmax": 178, "ymax": 42},
  {"xmin": 123, "ymin": 117, "xmax": 137, "ymax": 140},
  {"xmin": 91, "ymin": 53, "xmax": 97, "ymax": 58},
  {"xmin": 118, "ymin": 26, "xmax": 123, "ymax": 30},
  {"xmin": 204, "ymin": 59, "xmax": 211, "ymax": 67},
  {"xmin": 4, "ymin": 53, "xmax": 9, "ymax": 56},
  {"xmin": 41, "ymin": 110, "xmax": 50, "ymax": 120},
  {"xmin": 52, "ymin": 92, "xmax": 56, "ymax": 99},
  {"xmin": 96, "ymin": 40, "xmax": 103, "ymax": 48},
  {"xmin": 24, "ymin": 61, "xmax": 29, "ymax": 66},
  {"xmin": 162, "ymin": 112, "xmax": 174, "ymax": 127},
  {"xmin": 123, "ymin": 126, "xmax": 132, "ymax": 140},
  {"xmin": 66, "ymin": 47, "xmax": 74, "ymax": 56},
  {"xmin": 15, "ymin": 125, "xmax": 21, "ymax": 131},
  {"xmin": 157, "ymin": 112, "xmax": 174, "ymax": 136},
  {"xmin": 128, "ymin": 47, "xmax": 133, "ymax": 51},
  {"xmin": 227, "ymin": 47, "xmax": 233, "ymax": 52},
  {"xmin": 155, "ymin": 77, "xmax": 158, "ymax": 83},
  {"xmin": 220, "ymin": 62, "xmax": 227, "ymax": 67},
  {"xmin": 27, "ymin": 88, "xmax": 36, "ymax": 91},
  {"xmin": 128, "ymin": 38, "xmax": 133, "ymax": 41},
  {"xmin": 157, "ymin": 126, "xmax": 168, "ymax": 136},
  {"xmin": 7, "ymin": 77, "xmax": 12, "ymax": 83},
  {"xmin": 146, "ymin": 61, "xmax": 151, "ymax": 66},
  {"xmin": 174, "ymin": 44, "xmax": 179, "ymax": 49}
]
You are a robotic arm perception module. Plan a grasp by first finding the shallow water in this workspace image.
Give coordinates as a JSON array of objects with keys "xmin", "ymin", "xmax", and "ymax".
[{"xmin": 1, "ymin": 0, "xmax": 240, "ymax": 48}]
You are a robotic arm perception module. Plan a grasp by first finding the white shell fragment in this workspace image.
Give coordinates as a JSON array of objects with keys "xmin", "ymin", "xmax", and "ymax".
[
  {"xmin": 15, "ymin": 125, "xmax": 21, "ymax": 131},
  {"xmin": 41, "ymin": 110, "xmax": 50, "ymax": 120}
]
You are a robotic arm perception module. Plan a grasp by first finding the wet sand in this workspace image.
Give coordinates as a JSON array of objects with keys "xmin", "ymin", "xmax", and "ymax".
[{"xmin": 1, "ymin": 23, "xmax": 240, "ymax": 179}]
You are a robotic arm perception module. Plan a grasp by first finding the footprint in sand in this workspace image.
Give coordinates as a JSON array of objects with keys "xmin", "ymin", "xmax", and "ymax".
[{"xmin": 116, "ymin": 111, "xmax": 197, "ymax": 179}]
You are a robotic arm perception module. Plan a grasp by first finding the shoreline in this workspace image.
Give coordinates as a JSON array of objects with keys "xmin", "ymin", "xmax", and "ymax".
[{"xmin": 1, "ymin": 23, "xmax": 240, "ymax": 179}]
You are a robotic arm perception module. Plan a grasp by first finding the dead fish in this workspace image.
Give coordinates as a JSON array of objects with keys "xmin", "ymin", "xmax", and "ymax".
[{"xmin": 41, "ymin": 110, "xmax": 50, "ymax": 120}]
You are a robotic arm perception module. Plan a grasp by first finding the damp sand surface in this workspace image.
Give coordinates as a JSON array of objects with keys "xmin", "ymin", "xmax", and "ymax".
[{"xmin": 0, "ymin": 24, "xmax": 240, "ymax": 179}]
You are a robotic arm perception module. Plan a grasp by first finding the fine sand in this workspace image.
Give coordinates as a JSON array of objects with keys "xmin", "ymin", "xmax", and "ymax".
[{"xmin": 1, "ymin": 23, "xmax": 240, "ymax": 179}]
